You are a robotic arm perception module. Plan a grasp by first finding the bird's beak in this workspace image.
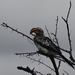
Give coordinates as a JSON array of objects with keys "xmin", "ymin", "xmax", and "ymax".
[{"xmin": 30, "ymin": 28, "xmax": 39, "ymax": 35}]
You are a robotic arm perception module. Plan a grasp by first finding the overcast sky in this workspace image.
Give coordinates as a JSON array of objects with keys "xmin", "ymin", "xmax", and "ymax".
[{"xmin": 0, "ymin": 0, "xmax": 75, "ymax": 75}]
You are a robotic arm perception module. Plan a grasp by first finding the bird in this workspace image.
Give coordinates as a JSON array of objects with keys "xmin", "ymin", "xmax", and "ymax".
[{"xmin": 30, "ymin": 27, "xmax": 74, "ymax": 69}]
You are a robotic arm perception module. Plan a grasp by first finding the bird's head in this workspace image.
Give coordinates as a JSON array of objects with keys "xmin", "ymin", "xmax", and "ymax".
[{"xmin": 30, "ymin": 27, "xmax": 44, "ymax": 36}]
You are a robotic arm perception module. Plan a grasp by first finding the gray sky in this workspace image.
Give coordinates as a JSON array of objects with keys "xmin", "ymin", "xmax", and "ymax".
[{"xmin": 0, "ymin": 0, "xmax": 75, "ymax": 75}]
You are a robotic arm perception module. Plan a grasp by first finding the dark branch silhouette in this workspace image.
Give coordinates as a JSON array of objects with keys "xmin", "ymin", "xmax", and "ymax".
[
  {"xmin": 1, "ymin": 22, "xmax": 33, "ymax": 41},
  {"xmin": 62, "ymin": 1, "xmax": 75, "ymax": 62},
  {"xmin": 17, "ymin": 66, "xmax": 37, "ymax": 75},
  {"xmin": 49, "ymin": 56, "xmax": 59, "ymax": 75}
]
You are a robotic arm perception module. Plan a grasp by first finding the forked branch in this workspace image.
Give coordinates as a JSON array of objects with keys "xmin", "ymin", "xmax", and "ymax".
[
  {"xmin": 17, "ymin": 66, "xmax": 37, "ymax": 75},
  {"xmin": 62, "ymin": 1, "xmax": 75, "ymax": 62}
]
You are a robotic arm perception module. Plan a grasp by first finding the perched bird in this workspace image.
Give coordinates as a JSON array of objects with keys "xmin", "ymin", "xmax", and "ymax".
[{"xmin": 30, "ymin": 27, "xmax": 74, "ymax": 69}]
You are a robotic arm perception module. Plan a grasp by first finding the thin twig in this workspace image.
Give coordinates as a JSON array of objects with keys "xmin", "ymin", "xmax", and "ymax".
[
  {"xmin": 1, "ymin": 22, "xmax": 33, "ymax": 41},
  {"xmin": 55, "ymin": 16, "xmax": 58, "ymax": 36},
  {"xmin": 59, "ymin": 47, "xmax": 70, "ymax": 53},
  {"xmin": 45, "ymin": 25, "xmax": 51, "ymax": 39},
  {"xmin": 57, "ymin": 61, "xmax": 61, "ymax": 70},
  {"xmin": 25, "ymin": 56, "xmax": 55, "ymax": 72},
  {"xmin": 66, "ymin": 1, "xmax": 71, "ymax": 21},
  {"xmin": 49, "ymin": 56, "xmax": 59, "ymax": 75},
  {"xmin": 62, "ymin": 1, "xmax": 72, "ymax": 52},
  {"xmin": 35, "ymin": 71, "xmax": 44, "ymax": 75},
  {"xmin": 15, "ymin": 52, "xmax": 55, "ymax": 72},
  {"xmin": 15, "ymin": 51, "xmax": 38, "ymax": 56},
  {"xmin": 51, "ymin": 16, "xmax": 59, "ymax": 47},
  {"xmin": 17, "ymin": 66, "xmax": 37, "ymax": 75},
  {"xmin": 62, "ymin": 1, "xmax": 75, "ymax": 62},
  {"xmin": 63, "ymin": 70, "xmax": 69, "ymax": 75}
]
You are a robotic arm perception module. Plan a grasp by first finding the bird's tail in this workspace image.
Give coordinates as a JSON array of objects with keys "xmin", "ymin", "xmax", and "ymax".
[{"xmin": 60, "ymin": 54, "xmax": 74, "ymax": 69}]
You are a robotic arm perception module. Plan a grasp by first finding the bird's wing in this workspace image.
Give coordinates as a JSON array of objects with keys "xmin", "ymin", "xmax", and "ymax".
[
  {"xmin": 34, "ymin": 36, "xmax": 61, "ymax": 54},
  {"xmin": 34, "ymin": 36, "xmax": 74, "ymax": 69},
  {"xmin": 45, "ymin": 37, "xmax": 61, "ymax": 54}
]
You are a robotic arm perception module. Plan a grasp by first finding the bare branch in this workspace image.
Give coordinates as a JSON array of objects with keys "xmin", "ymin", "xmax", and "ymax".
[
  {"xmin": 63, "ymin": 70, "xmax": 69, "ymax": 75},
  {"xmin": 26, "ymin": 56, "xmax": 55, "ymax": 72},
  {"xmin": 1, "ymin": 22, "xmax": 33, "ymax": 41},
  {"xmin": 54, "ymin": 16, "xmax": 59, "ymax": 46},
  {"xmin": 55, "ymin": 16, "xmax": 58, "ymax": 36},
  {"xmin": 15, "ymin": 51, "xmax": 38, "ymax": 56},
  {"xmin": 57, "ymin": 61, "xmax": 61, "ymax": 70},
  {"xmin": 35, "ymin": 71, "xmax": 44, "ymax": 75},
  {"xmin": 66, "ymin": 1, "xmax": 71, "ymax": 21},
  {"xmin": 62, "ymin": 1, "xmax": 72, "ymax": 52},
  {"xmin": 51, "ymin": 16, "xmax": 59, "ymax": 47},
  {"xmin": 59, "ymin": 47, "xmax": 70, "ymax": 53},
  {"xmin": 15, "ymin": 51, "xmax": 56, "ymax": 73},
  {"xmin": 15, "ymin": 52, "xmax": 55, "ymax": 72},
  {"xmin": 17, "ymin": 66, "xmax": 37, "ymax": 75},
  {"xmin": 49, "ymin": 56, "xmax": 59, "ymax": 75},
  {"xmin": 62, "ymin": 1, "xmax": 75, "ymax": 62},
  {"xmin": 45, "ymin": 25, "xmax": 51, "ymax": 39}
]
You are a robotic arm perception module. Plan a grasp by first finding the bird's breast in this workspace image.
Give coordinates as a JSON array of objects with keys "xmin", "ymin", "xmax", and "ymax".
[{"xmin": 35, "ymin": 43, "xmax": 58, "ymax": 56}]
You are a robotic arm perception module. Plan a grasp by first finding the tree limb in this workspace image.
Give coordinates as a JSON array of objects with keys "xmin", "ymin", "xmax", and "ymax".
[
  {"xmin": 1, "ymin": 22, "xmax": 33, "ymax": 41},
  {"xmin": 62, "ymin": 1, "xmax": 75, "ymax": 62},
  {"xmin": 15, "ymin": 51, "xmax": 55, "ymax": 72},
  {"xmin": 49, "ymin": 56, "xmax": 59, "ymax": 75},
  {"xmin": 17, "ymin": 66, "xmax": 37, "ymax": 75}
]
